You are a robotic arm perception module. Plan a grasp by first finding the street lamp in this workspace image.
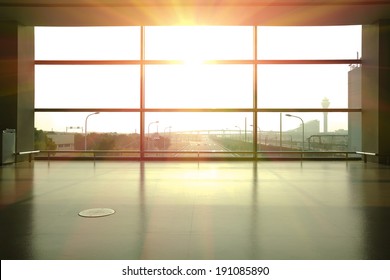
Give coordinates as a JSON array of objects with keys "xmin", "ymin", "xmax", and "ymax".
[
  {"xmin": 285, "ymin": 114, "xmax": 305, "ymax": 151},
  {"xmin": 84, "ymin": 112, "xmax": 99, "ymax": 150},
  {"xmin": 147, "ymin": 121, "xmax": 159, "ymax": 150}
]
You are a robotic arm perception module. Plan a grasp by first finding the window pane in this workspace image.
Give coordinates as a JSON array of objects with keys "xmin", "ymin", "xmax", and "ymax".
[
  {"xmin": 256, "ymin": 112, "xmax": 359, "ymax": 153},
  {"xmin": 35, "ymin": 65, "xmax": 140, "ymax": 108},
  {"xmin": 258, "ymin": 25, "xmax": 362, "ymax": 59},
  {"xmin": 145, "ymin": 26, "xmax": 253, "ymax": 60},
  {"xmin": 145, "ymin": 65, "xmax": 253, "ymax": 108},
  {"xmin": 35, "ymin": 112, "xmax": 140, "ymax": 152},
  {"xmin": 258, "ymin": 64, "xmax": 353, "ymax": 108},
  {"xmin": 35, "ymin": 27, "xmax": 140, "ymax": 60},
  {"xmin": 145, "ymin": 112, "xmax": 253, "ymax": 157},
  {"xmin": 35, "ymin": 112, "xmax": 140, "ymax": 134}
]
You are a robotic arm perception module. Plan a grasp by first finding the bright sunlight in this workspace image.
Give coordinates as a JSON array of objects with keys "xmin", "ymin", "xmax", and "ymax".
[{"xmin": 35, "ymin": 25, "xmax": 361, "ymax": 135}]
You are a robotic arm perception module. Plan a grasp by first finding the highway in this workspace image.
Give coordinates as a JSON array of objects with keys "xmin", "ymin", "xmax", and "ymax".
[{"xmin": 150, "ymin": 134, "xmax": 240, "ymax": 158}]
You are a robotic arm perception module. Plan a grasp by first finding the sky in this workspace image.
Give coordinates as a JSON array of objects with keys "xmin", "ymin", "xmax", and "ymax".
[{"xmin": 34, "ymin": 25, "xmax": 361, "ymax": 134}]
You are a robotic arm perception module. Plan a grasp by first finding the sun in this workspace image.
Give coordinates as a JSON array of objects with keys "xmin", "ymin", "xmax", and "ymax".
[{"xmin": 175, "ymin": 26, "xmax": 208, "ymax": 66}]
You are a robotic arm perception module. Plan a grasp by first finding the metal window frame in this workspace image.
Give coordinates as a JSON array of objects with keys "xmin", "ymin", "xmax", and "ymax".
[{"xmin": 34, "ymin": 26, "xmax": 362, "ymax": 160}]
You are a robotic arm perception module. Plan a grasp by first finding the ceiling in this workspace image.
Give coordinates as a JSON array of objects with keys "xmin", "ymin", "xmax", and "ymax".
[{"xmin": 0, "ymin": 0, "xmax": 390, "ymax": 26}]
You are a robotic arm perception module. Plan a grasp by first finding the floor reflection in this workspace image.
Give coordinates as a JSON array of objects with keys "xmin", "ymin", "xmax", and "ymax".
[
  {"xmin": 1, "ymin": 160, "xmax": 390, "ymax": 259},
  {"xmin": 0, "ymin": 164, "xmax": 34, "ymax": 259}
]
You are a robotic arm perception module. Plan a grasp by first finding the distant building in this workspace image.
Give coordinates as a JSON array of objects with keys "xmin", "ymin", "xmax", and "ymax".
[
  {"xmin": 47, "ymin": 133, "xmax": 75, "ymax": 150},
  {"xmin": 348, "ymin": 65, "xmax": 362, "ymax": 151}
]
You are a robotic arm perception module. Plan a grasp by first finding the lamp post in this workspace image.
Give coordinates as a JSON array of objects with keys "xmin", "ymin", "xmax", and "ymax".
[
  {"xmin": 84, "ymin": 112, "xmax": 99, "ymax": 150},
  {"xmin": 147, "ymin": 121, "xmax": 159, "ymax": 150},
  {"xmin": 286, "ymin": 114, "xmax": 305, "ymax": 151}
]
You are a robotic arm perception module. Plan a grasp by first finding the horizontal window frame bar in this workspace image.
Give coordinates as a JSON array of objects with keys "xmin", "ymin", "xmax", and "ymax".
[
  {"xmin": 3, "ymin": 2, "xmax": 388, "ymax": 8},
  {"xmin": 35, "ymin": 59, "xmax": 362, "ymax": 65},
  {"xmin": 39, "ymin": 150, "xmax": 358, "ymax": 155},
  {"xmin": 34, "ymin": 108, "xmax": 362, "ymax": 113}
]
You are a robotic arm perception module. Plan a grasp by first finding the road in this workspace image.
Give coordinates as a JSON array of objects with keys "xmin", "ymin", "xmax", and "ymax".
[{"xmin": 154, "ymin": 134, "xmax": 239, "ymax": 158}]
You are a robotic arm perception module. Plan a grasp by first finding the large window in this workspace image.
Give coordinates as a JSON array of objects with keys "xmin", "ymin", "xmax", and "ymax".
[{"xmin": 34, "ymin": 25, "xmax": 362, "ymax": 159}]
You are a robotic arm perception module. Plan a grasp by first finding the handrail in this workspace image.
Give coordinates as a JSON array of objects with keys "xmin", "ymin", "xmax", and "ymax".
[
  {"xmin": 355, "ymin": 151, "xmax": 390, "ymax": 163},
  {"xmin": 15, "ymin": 149, "xmax": 389, "ymax": 165},
  {"xmin": 39, "ymin": 150, "xmax": 357, "ymax": 155},
  {"xmin": 14, "ymin": 150, "xmax": 40, "ymax": 162},
  {"xmin": 356, "ymin": 151, "xmax": 377, "ymax": 163},
  {"xmin": 36, "ymin": 150, "xmax": 359, "ymax": 165},
  {"xmin": 16, "ymin": 150, "xmax": 41, "ymax": 154}
]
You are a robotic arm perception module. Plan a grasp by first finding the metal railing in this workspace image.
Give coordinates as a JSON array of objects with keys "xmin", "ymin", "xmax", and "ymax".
[
  {"xmin": 32, "ymin": 149, "xmax": 360, "ymax": 165},
  {"xmin": 14, "ymin": 150, "xmax": 41, "ymax": 162}
]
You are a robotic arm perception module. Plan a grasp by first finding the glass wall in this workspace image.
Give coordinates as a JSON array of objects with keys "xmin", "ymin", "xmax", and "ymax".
[{"xmin": 34, "ymin": 25, "xmax": 362, "ymax": 159}]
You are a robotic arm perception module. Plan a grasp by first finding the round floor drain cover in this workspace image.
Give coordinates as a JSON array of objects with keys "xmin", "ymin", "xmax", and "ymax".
[{"xmin": 78, "ymin": 208, "xmax": 115, "ymax": 218}]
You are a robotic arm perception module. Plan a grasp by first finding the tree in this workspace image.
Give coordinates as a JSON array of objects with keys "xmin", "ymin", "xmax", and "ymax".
[{"xmin": 34, "ymin": 128, "xmax": 57, "ymax": 150}]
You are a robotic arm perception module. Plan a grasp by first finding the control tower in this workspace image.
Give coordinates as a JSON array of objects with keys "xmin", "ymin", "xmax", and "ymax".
[{"xmin": 321, "ymin": 97, "xmax": 330, "ymax": 133}]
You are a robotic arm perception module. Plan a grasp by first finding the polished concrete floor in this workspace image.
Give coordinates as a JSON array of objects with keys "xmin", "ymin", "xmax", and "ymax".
[{"xmin": 1, "ymin": 160, "xmax": 390, "ymax": 260}]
